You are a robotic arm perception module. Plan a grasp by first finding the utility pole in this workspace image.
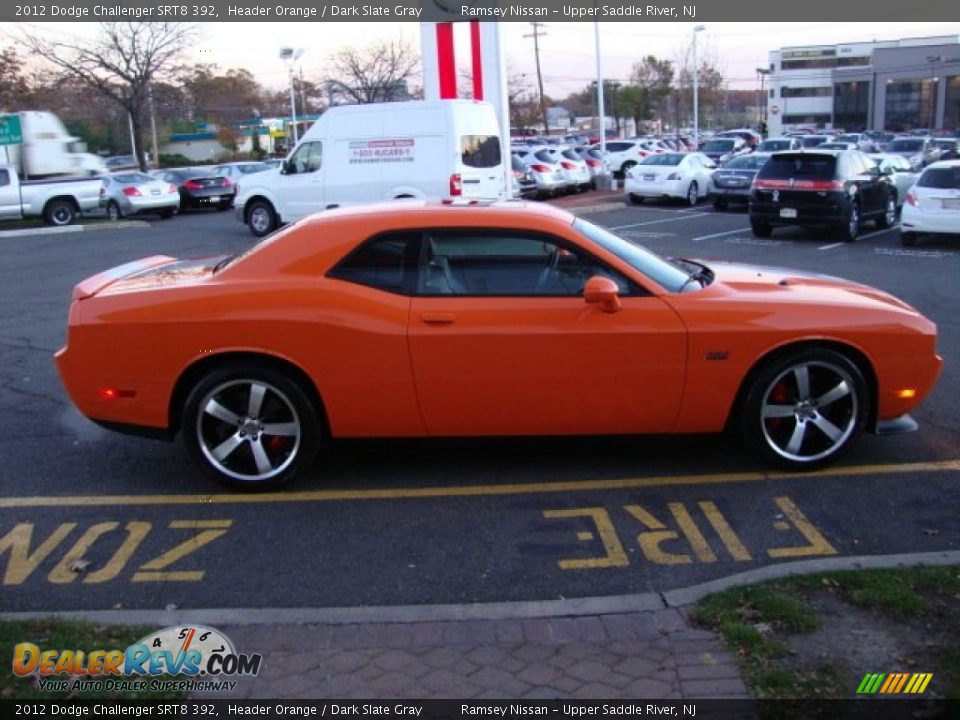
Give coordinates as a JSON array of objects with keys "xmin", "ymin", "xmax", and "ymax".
[
  {"xmin": 524, "ymin": 22, "xmax": 549, "ymax": 135},
  {"xmin": 148, "ymin": 82, "xmax": 159, "ymax": 169}
]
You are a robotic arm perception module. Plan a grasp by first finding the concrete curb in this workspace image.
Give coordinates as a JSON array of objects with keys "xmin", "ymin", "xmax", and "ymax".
[
  {"xmin": 0, "ymin": 221, "xmax": 149, "ymax": 239},
  {"xmin": 3, "ymin": 550, "xmax": 958, "ymax": 628}
]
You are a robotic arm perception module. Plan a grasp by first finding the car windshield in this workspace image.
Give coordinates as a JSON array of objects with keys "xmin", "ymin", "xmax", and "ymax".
[
  {"xmin": 724, "ymin": 155, "xmax": 767, "ymax": 170},
  {"xmin": 758, "ymin": 140, "xmax": 792, "ymax": 151},
  {"xmin": 703, "ymin": 140, "xmax": 735, "ymax": 151},
  {"xmin": 640, "ymin": 153, "xmax": 685, "ymax": 166},
  {"xmin": 758, "ymin": 154, "xmax": 837, "ymax": 180},
  {"xmin": 918, "ymin": 167, "xmax": 960, "ymax": 189},
  {"xmin": 890, "ymin": 139, "xmax": 924, "ymax": 152},
  {"xmin": 574, "ymin": 218, "xmax": 691, "ymax": 292}
]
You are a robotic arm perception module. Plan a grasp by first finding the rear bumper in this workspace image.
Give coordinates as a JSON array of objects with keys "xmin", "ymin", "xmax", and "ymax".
[
  {"xmin": 709, "ymin": 187, "xmax": 751, "ymax": 202},
  {"xmin": 901, "ymin": 206, "xmax": 960, "ymax": 235},
  {"xmin": 750, "ymin": 193, "xmax": 852, "ymax": 226}
]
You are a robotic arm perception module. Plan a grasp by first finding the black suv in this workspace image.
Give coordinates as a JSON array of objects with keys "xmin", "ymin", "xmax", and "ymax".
[{"xmin": 749, "ymin": 150, "xmax": 896, "ymax": 242}]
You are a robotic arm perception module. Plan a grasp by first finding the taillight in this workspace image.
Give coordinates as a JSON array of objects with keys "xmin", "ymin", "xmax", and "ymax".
[
  {"xmin": 449, "ymin": 173, "xmax": 462, "ymax": 196},
  {"xmin": 531, "ymin": 164, "xmax": 551, "ymax": 173},
  {"xmin": 121, "ymin": 186, "xmax": 142, "ymax": 197},
  {"xmin": 586, "ymin": 159, "xmax": 601, "ymax": 168},
  {"xmin": 905, "ymin": 190, "xmax": 917, "ymax": 207},
  {"xmin": 167, "ymin": 184, "xmax": 177, "ymax": 194},
  {"xmin": 560, "ymin": 161, "xmax": 577, "ymax": 170},
  {"xmin": 512, "ymin": 170, "xmax": 523, "ymax": 179},
  {"xmin": 638, "ymin": 151, "xmax": 649, "ymax": 157},
  {"xmin": 752, "ymin": 179, "xmax": 844, "ymax": 191},
  {"xmin": 221, "ymin": 178, "xmax": 232, "ymax": 187},
  {"xmin": 183, "ymin": 180, "xmax": 203, "ymax": 190}
]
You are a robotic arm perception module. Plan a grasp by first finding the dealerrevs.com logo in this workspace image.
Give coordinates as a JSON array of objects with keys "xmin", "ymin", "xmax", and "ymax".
[{"xmin": 13, "ymin": 625, "xmax": 262, "ymax": 693}]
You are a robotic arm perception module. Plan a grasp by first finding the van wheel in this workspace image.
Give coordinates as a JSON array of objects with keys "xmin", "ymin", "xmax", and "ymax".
[
  {"xmin": 248, "ymin": 200, "xmax": 277, "ymax": 238},
  {"xmin": 44, "ymin": 199, "xmax": 77, "ymax": 226}
]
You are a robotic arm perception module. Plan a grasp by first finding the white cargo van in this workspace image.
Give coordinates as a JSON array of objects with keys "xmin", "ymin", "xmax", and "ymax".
[
  {"xmin": 1, "ymin": 111, "xmax": 107, "ymax": 178},
  {"xmin": 234, "ymin": 99, "xmax": 507, "ymax": 236}
]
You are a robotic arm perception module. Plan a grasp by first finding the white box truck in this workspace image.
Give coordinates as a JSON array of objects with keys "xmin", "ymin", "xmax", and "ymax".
[
  {"xmin": 234, "ymin": 99, "xmax": 507, "ymax": 236},
  {"xmin": 1, "ymin": 111, "xmax": 107, "ymax": 178}
]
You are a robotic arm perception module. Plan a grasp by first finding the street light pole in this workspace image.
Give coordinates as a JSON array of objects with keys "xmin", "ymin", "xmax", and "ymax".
[
  {"xmin": 926, "ymin": 55, "xmax": 942, "ymax": 135},
  {"xmin": 280, "ymin": 47, "xmax": 305, "ymax": 146},
  {"xmin": 756, "ymin": 67, "xmax": 770, "ymax": 133},
  {"xmin": 692, "ymin": 25, "xmax": 705, "ymax": 144}
]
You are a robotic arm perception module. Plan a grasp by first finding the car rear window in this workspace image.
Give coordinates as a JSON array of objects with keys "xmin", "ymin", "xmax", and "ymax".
[
  {"xmin": 461, "ymin": 135, "xmax": 501, "ymax": 168},
  {"xmin": 918, "ymin": 167, "xmax": 960, "ymax": 189},
  {"xmin": 703, "ymin": 140, "xmax": 735, "ymax": 151},
  {"xmin": 724, "ymin": 155, "xmax": 766, "ymax": 170},
  {"xmin": 757, "ymin": 154, "xmax": 837, "ymax": 180},
  {"xmin": 890, "ymin": 139, "xmax": 924, "ymax": 152},
  {"xmin": 640, "ymin": 154, "xmax": 684, "ymax": 166}
]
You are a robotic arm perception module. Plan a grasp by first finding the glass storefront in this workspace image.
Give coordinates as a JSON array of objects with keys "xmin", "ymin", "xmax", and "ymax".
[
  {"xmin": 885, "ymin": 79, "xmax": 937, "ymax": 132},
  {"xmin": 946, "ymin": 75, "xmax": 960, "ymax": 132},
  {"xmin": 834, "ymin": 81, "xmax": 870, "ymax": 131}
]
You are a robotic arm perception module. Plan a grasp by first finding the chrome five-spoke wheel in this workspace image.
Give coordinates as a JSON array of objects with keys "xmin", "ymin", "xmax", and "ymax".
[
  {"xmin": 183, "ymin": 366, "xmax": 320, "ymax": 488},
  {"xmin": 741, "ymin": 349, "xmax": 868, "ymax": 469}
]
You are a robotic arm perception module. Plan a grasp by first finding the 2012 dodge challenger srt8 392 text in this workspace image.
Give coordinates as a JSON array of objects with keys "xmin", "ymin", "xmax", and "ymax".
[{"xmin": 56, "ymin": 202, "xmax": 942, "ymax": 489}]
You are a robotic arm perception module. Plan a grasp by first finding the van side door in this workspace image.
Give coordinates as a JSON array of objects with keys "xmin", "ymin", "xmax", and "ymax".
[{"xmin": 277, "ymin": 141, "xmax": 324, "ymax": 222}]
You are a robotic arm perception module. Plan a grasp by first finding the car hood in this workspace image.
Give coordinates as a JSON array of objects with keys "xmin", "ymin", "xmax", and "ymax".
[
  {"xmin": 697, "ymin": 260, "xmax": 919, "ymax": 315},
  {"xmin": 76, "ymin": 256, "xmax": 226, "ymax": 298}
]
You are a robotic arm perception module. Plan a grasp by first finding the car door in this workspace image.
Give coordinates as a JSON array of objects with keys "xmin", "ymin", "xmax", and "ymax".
[
  {"xmin": 277, "ymin": 141, "xmax": 324, "ymax": 220},
  {"xmin": 0, "ymin": 168, "xmax": 20, "ymax": 219},
  {"xmin": 407, "ymin": 228, "xmax": 688, "ymax": 436}
]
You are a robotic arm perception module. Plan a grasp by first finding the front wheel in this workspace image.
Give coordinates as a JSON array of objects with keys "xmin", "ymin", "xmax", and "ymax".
[
  {"xmin": 685, "ymin": 182, "xmax": 699, "ymax": 206},
  {"xmin": 739, "ymin": 349, "xmax": 868, "ymax": 470},
  {"xmin": 44, "ymin": 199, "xmax": 77, "ymax": 226},
  {"xmin": 182, "ymin": 365, "xmax": 321, "ymax": 490},
  {"xmin": 876, "ymin": 195, "xmax": 896, "ymax": 229},
  {"xmin": 106, "ymin": 201, "xmax": 121, "ymax": 221},
  {"xmin": 247, "ymin": 200, "xmax": 278, "ymax": 238}
]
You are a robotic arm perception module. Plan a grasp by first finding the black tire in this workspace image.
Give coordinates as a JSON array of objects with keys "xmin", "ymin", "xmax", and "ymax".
[
  {"xmin": 105, "ymin": 201, "xmax": 121, "ymax": 222},
  {"xmin": 247, "ymin": 200, "xmax": 278, "ymax": 238},
  {"xmin": 838, "ymin": 202, "xmax": 860, "ymax": 242},
  {"xmin": 713, "ymin": 199, "xmax": 728, "ymax": 211},
  {"xmin": 685, "ymin": 181, "xmax": 699, "ymax": 207},
  {"xmin": 876, "ymin": 194, "xmax": 896, "ymax": 229},
  {"xmin": 43, "ymin": 199, "xmax": 77, "ymax": 226},
  {"xmin": 182, "ymin": 364, "xmax": 321, "ymax": 490},
  {"xmin": 628, "ymin": 193, "xmax": 644, "ymax": 205},
  {"xmin": 751, "ymin": 220, "xmax": 773, "ymax": 238},
  {"xmin": 901, "ymin": 231, "xmax": 917, "ymax": 247},
  {"xmin": 739, "ymin": 348, "xmax": 868, "ymax": 470}
]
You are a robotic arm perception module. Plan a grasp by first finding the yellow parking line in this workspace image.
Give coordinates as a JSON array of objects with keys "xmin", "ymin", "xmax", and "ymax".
[{"xmin": 0, "ymin": 460, "xmax": 956, "ymax": 509}]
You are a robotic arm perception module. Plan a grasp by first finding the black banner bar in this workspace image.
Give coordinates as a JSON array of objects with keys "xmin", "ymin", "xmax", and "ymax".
[{"xmin": 2, "ymin": 0, "xmax": 958, "ymax": 23}]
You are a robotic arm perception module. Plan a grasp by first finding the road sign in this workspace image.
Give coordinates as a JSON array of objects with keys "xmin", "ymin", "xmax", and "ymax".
[{"xmin": 0, "ymin": 114, "xmax": 23, "ymax": 145}]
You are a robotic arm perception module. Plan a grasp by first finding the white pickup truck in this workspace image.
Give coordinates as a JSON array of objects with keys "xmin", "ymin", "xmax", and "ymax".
[{"xmin": 0, "ymin": 164, "xmax": 104, "ymax": 226}]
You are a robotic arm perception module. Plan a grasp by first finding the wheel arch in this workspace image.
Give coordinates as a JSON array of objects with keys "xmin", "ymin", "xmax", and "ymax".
[
  {"xmin": 725, "ymin": 339, "xmax": 879, "ymax": 433},
  {"xmin": 242, "ymin": 194, "xmax": 278, "ymax": 224},
  {"xmin": 42, "ymin": 195, "xmax": 80, "ymax": 217},
  {"xmin": 168, "ymin": 351, "xmax": 330, "ymax": 439}
]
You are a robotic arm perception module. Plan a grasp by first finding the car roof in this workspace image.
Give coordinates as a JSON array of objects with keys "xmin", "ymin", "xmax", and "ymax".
[{"xmin": 923, "ymin": 159, "xmax": 960, "ymax": 169}]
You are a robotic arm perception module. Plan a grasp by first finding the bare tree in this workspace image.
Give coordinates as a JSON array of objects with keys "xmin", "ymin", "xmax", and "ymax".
[
  {"xmin": 18, "ymin": 23, "xmax": 197, "ymax": 170},
  {"xmin": 322, "ymin": 39, "xmax": 418, "ymax": 105}
]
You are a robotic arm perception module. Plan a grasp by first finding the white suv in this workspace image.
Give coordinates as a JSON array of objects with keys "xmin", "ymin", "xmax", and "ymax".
[{"xmin": 900, "ymin": 160, "xmax": 960, "ymax": 246}]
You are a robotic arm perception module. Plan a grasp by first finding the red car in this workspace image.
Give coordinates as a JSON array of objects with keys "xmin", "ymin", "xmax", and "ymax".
[{"xmin": 56, "ymin": 202, "xmax": 942, "ymax": 489}]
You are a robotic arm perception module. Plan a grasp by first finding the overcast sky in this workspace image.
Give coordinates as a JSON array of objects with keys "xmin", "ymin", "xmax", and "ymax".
[{"xmin": 8, "ymin": 21, "xmax": 959, "ymax": 97}]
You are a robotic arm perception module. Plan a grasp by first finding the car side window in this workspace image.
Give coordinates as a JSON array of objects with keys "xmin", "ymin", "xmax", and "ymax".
[
  {"xmin": 418, "ymin": 230, "xmax": 633, "ymax": 297},
  {"xmin": 327, "ymin": 231, "xmax": 420, "ymax": 295},
  {"xmin": 287, "ymin": 142, "xmax": 322, "ymax": 174},
  {"xmin": 0, "ymin": 169, "xmax": 9, "ymax": 187}
]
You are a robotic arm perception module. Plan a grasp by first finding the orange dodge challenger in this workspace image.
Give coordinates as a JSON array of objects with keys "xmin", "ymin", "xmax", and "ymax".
[{"xmin": 56, "ymin": 202, "xmax": 942, "ymax": 489}]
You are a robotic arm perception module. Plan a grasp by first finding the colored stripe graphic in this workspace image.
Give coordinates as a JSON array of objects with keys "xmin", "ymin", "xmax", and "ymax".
[{"xmin": 857, "ymin": 672, "xmax": 932, "ymax": 694}]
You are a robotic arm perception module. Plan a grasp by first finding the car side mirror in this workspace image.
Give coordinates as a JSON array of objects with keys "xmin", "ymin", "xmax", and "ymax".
[{"xmin": 583, "ymin": 276, "xmax": 622, "ymax": 314}]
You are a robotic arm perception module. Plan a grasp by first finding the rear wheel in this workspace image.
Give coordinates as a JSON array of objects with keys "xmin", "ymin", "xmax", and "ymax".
[
  {"xmin": 106, "ymin": 201, "xmax": 121, "ymax": 221},
  {"xmin": 751, "ymin": 220, "xmax": 773, "ymax": 238},
  {"xmin": 247, "ymin": 200, "xmax": 278, "ymax": 237},
  {"xmin": 159, "ymin": 208, "xmax": 176, "ymax": 219},
  {"xmin": 686, "ymin": 182, "xmax": 699, "ymax": 206},
  {"xmin": 838, "ymin": 202, "xmax": 860, "ymax": 242},
  {"xmin": 182, "ymin": 365, "xmax": 321, "ymax": 490},
  {"xmin": 44, "ymin": 199, "xmax": 77, "ymax": 226},
  {"xmin": 739, "ymin": 348, "xmax": 868, "ymax": 470},
  {"xmin": 628, "ymin": 194, "xmax": 644, "ymax": 205}
]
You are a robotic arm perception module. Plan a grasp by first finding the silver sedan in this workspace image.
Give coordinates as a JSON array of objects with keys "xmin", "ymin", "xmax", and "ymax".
[{"xmin": 101, "ymin": 172, "xmax": 180, "ymax": 220}]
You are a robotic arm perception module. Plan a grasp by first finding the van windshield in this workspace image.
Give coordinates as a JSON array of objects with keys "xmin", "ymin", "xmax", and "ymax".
[{"xmin": 461, "ymin": 135, "xmax": 501, "ymax": 168}]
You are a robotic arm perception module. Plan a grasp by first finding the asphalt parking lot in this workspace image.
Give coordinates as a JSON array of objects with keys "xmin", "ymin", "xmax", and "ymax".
[{"xmin": 0, "ymin": 198, "xmax": 957, "ymax": 612}]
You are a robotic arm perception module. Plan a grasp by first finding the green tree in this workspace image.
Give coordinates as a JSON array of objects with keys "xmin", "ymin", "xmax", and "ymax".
[{"xmin": 625, "ymin": 56, "xmax": 675, "ymax": 131}]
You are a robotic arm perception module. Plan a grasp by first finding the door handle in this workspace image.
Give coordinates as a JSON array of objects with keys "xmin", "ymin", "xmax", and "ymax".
[{"xmin": 419, "ymin": 313, "xmax": 456, "ymax": 325}]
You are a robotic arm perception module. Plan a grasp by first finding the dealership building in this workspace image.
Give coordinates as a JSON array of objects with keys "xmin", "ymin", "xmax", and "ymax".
[{"xmin": 766, "ymin": 35, "xmax": 960, "ymax": 135}]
